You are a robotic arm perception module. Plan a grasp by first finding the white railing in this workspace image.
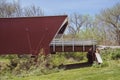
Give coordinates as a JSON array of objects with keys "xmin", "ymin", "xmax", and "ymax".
[
  {"xmin": 50, "ymin": 39, "xmax": 97, "ymax": 52},
  {"xmin": 50, "ymin": 39, "xmax": 97, "ymax": 46}
]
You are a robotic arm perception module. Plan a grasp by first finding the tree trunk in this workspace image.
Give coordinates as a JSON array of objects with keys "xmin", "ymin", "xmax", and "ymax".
[{"xmin": 116, "ymin": 30, "xmax": 120, "ymax": 45}]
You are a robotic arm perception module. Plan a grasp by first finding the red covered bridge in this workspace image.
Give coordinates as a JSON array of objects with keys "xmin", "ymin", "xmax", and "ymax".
[{"xmin": 0, "ymin": 15, "xmax": 96, "ymax": 55}]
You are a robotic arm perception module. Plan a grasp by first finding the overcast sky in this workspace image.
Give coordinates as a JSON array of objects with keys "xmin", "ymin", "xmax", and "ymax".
[{"xmin": 8, "ymin": 0, "xmax": 120, "ymax": 16}]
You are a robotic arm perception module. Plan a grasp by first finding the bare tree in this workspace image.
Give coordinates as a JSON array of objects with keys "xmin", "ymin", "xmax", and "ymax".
[
  {"xmin": 0, "ymin": 0, "xmax": 44, "ymax": 18},
  {"xmin": 13, "ymin": 2, "xmax": 23, "ymax": 17},
  {"xmin": 68, "ymin": 13, "xmax": 87, "ymax": 36},
  {"xmin": 0, "ymin": 0, "xmax": 16, "ymax": 17},
  {"xmin": 96, "ymin": 3, "xmax": 120, "ymax": 45},
  {"xmin": 24, "ymin": 5, "xmax": 44, "ymax": 17}
]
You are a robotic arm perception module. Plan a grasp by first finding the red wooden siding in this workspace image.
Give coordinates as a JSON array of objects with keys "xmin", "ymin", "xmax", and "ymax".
[{"xmin": 0, "ymin": 15, "xmax": 68, "ymax": 55}]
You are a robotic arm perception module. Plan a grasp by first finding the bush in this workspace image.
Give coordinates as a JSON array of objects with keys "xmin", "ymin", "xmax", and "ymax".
[
  {"xmin": 50, "ymin": 53, "xmax": 66, "ymax": 67},
  {"xmin": 64, "ymin": 52, "xmax": 87, "ymax": 61},
  {"xmin": 111, "ymin": 49, "xmax": 120, "ymax": 60},
  {"xmin": 1, "ymin": 54, "xmax": 18, "ymax": 59},
  {"xmin": 101, "ymin": 49, "xmax": 120, "ymax": 60},
  {"xmin": 0, "ymin": 52, "xmax": 63, "ymax": 77}
]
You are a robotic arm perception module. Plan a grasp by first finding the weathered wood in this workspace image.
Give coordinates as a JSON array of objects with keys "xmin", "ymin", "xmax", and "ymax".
[{"xmin": 50, "ymin": 45, "xmax": 96, "ymax": 53}]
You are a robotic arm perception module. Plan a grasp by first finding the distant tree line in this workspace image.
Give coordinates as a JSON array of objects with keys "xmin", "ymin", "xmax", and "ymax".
[
  {"xmin": 67, "ymin": 3, "xmax": 120, "ymax": 45},
  {"xmin": 0, "ymin": 0, "xmax": 44, "ymax": 17},
  {"xmin": 0, "ymin": 0, "xmax": 120, "ymax": 45}
]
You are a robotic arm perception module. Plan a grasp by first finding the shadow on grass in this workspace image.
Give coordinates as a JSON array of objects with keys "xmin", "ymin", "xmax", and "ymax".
[{"xmin": 59, "ymin": 62, "xmax": 92, "ymax": 70}]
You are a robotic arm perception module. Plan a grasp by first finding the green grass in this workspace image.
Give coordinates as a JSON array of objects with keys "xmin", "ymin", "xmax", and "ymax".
[
  {"xmin": 1, "ymin": 49, "xmax": 120, "ymax": 80},
  {"xmin": 7, "ymin": 60, "xmax": 120, "ymax": 80}
]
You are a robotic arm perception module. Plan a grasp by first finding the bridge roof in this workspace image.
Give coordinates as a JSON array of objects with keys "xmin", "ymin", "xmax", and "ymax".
[{"xmin": 0, "ymin": 15, "xmax": 68, "ymax": 55}]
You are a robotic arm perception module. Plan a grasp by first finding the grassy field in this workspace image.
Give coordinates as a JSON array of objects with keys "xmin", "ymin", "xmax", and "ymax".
[
  {"xmin": 5, "ymin": 60, "xmax": 120, "ymax": 80},
  {"xmin": 0, "ymin": 49, "xmax": 120, "ymax": 80}
]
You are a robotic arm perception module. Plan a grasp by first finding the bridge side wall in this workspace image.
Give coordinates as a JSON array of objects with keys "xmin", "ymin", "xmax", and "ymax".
[{"xmin": 50, "ymin": 45, "xmax": 96, "ymax": 53}]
